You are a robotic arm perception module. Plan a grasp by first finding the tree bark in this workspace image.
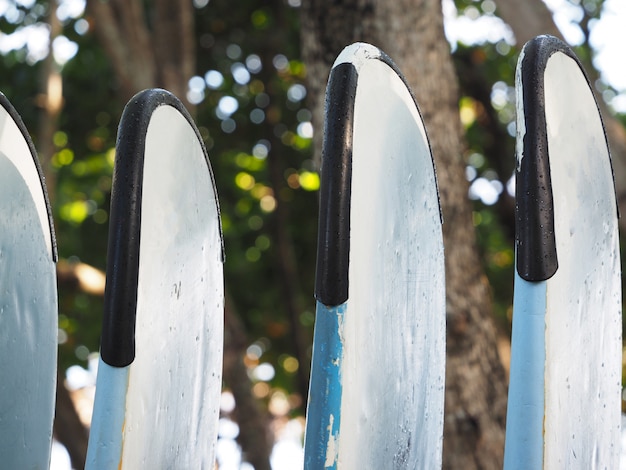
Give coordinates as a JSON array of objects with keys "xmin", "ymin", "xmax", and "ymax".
[
  {"xmin": 54, "ymin": 372, "xmax": 89, "ymax": 470},
  {"xmin": 301, "ymin": 0, "xmax": 507, "ymax": 468},
  {"xmin": 495, "ymin": 0, "xmax": 561, "ymax": 44},
  {"xmin": 86, "ymin": 0, "xmax": 156, "ymax": 100},
  {"xmin": 152, "ymin": 0, "xmax": 196, "ymax": 101},
  {"xmin": 38, "ymin": 0, "xmax": 62, "ymax": 202},
  {"xmin": 85, "ymin": 0, "xmax": 194, "ymax": 108}
]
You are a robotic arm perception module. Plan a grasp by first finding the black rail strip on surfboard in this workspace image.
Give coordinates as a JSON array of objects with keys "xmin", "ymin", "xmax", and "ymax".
[
  {"xmin": 515, "ymin": 35, "xmax": 616, "ymax": 281},
  {"xmin": 315, "ymin": 52, "xmax": 442, "ymax": 307},
  {"xmin": 314, "ymin": 63, "xmax": 357, "ymax": 307},
  {"xmin": 0, "ymin": 93, "xmax": 57, "ymax": 262},
  {"xmin": 101, "ymin": 88, "xmax": 223, "ymax": 367}
]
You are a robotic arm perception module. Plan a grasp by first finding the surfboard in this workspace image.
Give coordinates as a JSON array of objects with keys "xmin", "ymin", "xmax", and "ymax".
[
  {"xmin": 303, "ymin": 43, "xmax": 446, "ymax": 469},
  {"xmin": 0, "ymin": 93, "xmax": 58, "ymax": 468},
  {"xmin": 86, "ymin": 89, "xmax": 224, "ymax": 469},
  {"xmin": 504, "ymin": 35, "xmax": 621, "ymax": 469}
]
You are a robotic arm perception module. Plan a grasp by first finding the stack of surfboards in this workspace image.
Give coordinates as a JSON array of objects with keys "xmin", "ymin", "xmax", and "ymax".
[
  {"xmin": 0, "ymin": 35, "xmax": 621, "ymax": 469},
  {"xmin": 0, "ymin": 89, "xmax": 225, "ymax": 469}
]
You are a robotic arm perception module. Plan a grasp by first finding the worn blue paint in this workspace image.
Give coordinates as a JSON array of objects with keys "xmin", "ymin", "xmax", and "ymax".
[
  {"xmin": 85, "ymin": 359, "xmax": 130, "ymax": 470},
  {"xmin": 304, "ymin": 301, "xmax": 346, "ymax": 469},
  {"xmin": 504, "ymin": 273, "xmax": 546, "ymax": 469},
  {"xmin": 304, "ymin": 43, "xmax": 445, "ymax": 468}
]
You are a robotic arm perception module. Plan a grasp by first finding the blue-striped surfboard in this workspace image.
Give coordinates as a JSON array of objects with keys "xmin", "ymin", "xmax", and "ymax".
[
  {"xmin": 304, "ymin": 43, "xmax": 446, "ymax": 469},
  {"xmin": 86, "ymin": 89, "xmax": 224, "ymax": 469},
  {"xmin": 0, "ymin": 93, "xmax": 58, "ymax": 468},
  {"xmin": 504, "ymin": 35, "xmax": 621, "ymax": 469}
]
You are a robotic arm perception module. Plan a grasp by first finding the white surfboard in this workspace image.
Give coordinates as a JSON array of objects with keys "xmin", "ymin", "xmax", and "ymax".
[
  {"xmin": 0, "ymin": 93, "xmax": 58, "ymax": 468},
  {"xmin": 505, "ymin": 35, "xmax": 621, "ymax": 469},
  {"xmin": 86, "ymin": 89, "xmax": 224, "ymax": 469},
  {"xmin": 303, "ymin": 43, "xmax": 446, "ymax": 469}
]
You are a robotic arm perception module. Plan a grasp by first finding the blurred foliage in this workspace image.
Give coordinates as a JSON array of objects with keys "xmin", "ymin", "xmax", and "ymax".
[
  {"xmin": 193, "ymin": 0, "xmax": 318, "ymax": 402},
  {"xmin": 1, "ymin": 0, "xmax": 624, "ymax": 416}
]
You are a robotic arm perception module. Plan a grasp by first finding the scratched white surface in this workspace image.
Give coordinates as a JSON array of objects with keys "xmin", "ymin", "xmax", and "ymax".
[
  {"xmin": 336, "ymin": 46, "xmax": 446, "ymax": 469},
  {"xmin": 543, "ymin": 51, "xmax": 621, "ymax": 468},
  {"xmin": 120, "ymin": 105, "xmax": 223, "ymax": 468},
  {"xmin": 0, "ymin": 107, "xmax": 57, "ymax": 468}
]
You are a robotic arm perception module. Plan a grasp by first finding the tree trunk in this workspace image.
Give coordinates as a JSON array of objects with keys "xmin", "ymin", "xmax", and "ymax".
[
  {"xmin": 495, "ymin": 0, "xmax": 561, "ymax": 43},
  {"xmin": 54, "ymin": 372, "xmax": 89, "ymax": 470},
  {"xmin": 301, "ymin": 1, "xmax": 507, "ymax": 468},
  {"xmin": 86, "ymin": 0, "xmax": 156, "ymax": 101},
  {"xmin": 85, "ymin": 0, "xmax": 194, "ymax": 108},
  {"xmin": 38, "ymin": 0, "xmax": 62, "ymax": 202},
  {"xmin": 152, "ymin": 0, "xmax": 196, "ymax": 102}
]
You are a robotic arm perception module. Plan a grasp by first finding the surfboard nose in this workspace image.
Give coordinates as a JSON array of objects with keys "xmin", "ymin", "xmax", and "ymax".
[
  {"xmin": 86, "ymin": 89, "xmax": 224, "ymax": 469},
  {"xmin": 505, "ymin": 35, "xmax": 621, "ymax": 470},
  {"xmin": 305, "ymin": 43, "xmax": 445, "ymax": 469}
]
